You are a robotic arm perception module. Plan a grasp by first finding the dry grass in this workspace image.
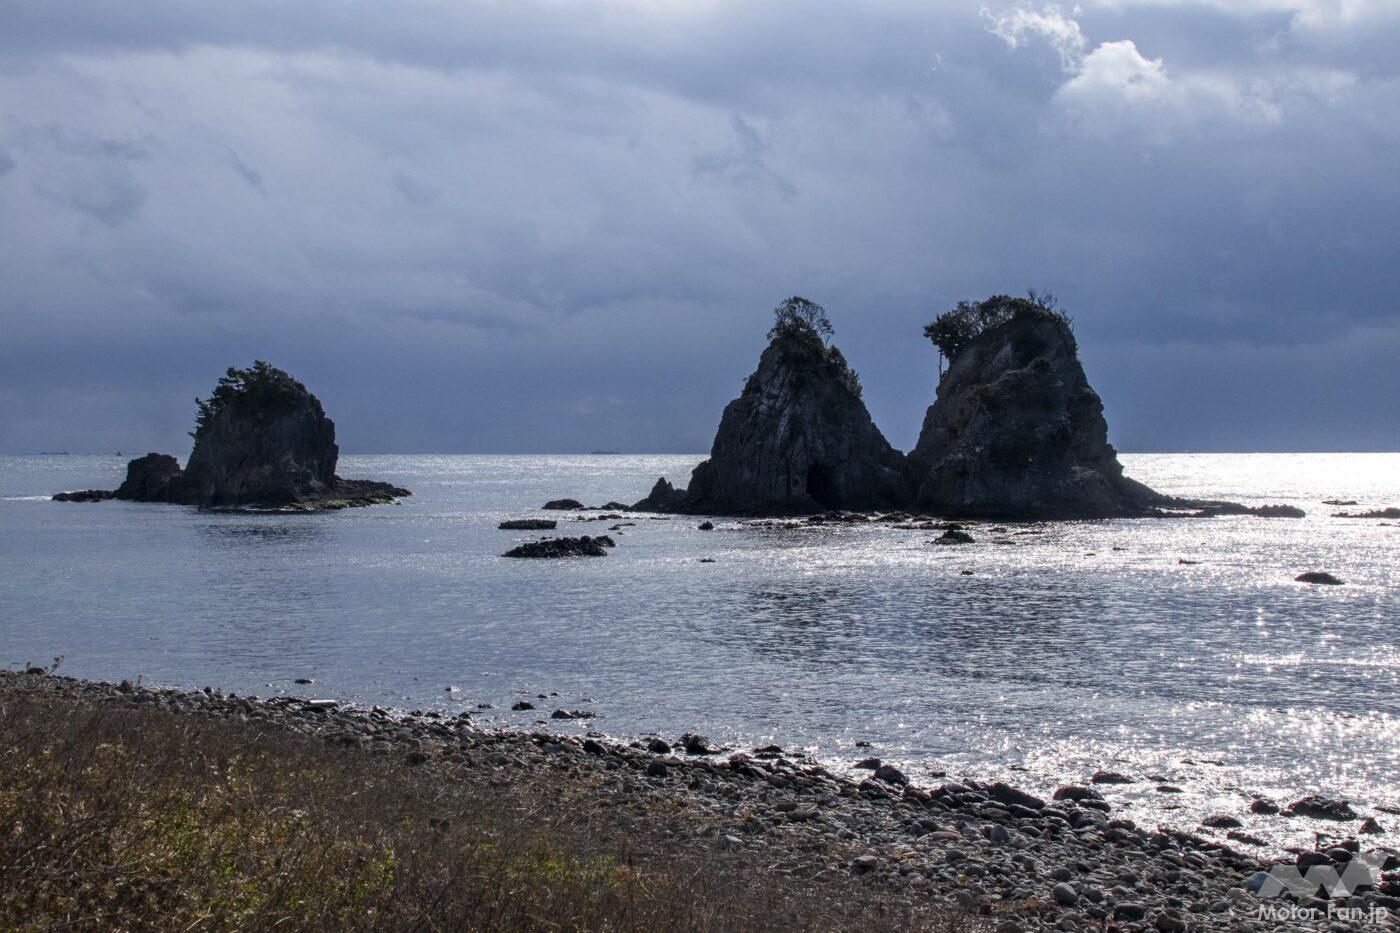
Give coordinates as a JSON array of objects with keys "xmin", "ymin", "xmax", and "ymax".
[{"xmin": 0, "ymin": 689, "xmax": 976, "ymax": 932}]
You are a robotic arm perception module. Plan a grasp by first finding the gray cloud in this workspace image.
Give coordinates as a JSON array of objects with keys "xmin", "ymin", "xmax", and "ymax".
[{"xmin": 0, "ymin": 0, "xmax": 1396, "ymax": 454}]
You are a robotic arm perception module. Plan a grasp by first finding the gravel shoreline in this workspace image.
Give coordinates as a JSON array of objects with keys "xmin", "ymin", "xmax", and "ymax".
[{"xmin": 3, "ymin": 671, "xmax": 1395, "ymax": 932}]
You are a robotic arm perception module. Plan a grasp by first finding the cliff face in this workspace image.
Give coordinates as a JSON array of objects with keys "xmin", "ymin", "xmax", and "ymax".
[
  {"xmin": 906, "ymin": 309, "xmax": 1160, "ymax": 519},
  {"xmin": 177, "ymin": 367, "xmax": 340, "ymax": 506},
  {"xmin": 636, "ymin": 329, "xmax": 908, "ymax": 515}
]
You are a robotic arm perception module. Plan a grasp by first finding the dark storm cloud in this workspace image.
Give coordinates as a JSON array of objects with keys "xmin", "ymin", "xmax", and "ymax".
[{"xmin": 1, "ymin": 0, "xmax": 1397, "ymax": 454}]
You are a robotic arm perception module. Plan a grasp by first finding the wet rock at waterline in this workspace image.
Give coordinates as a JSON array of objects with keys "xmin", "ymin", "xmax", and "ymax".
[
  {"xmin": 498, "ymin": 519, "xmax": 558, "ymax": 530},
  {"xmin": 1294, "ymin": 571, "xmax": 1345, "ymax": 585},
  {"xmin": 1284, "ymin": 795, "xmax": 1357, "ymax": 820},
  {"xmin": 541, "ymin": 499, "xmax": 585, "ymax": 511},
  {"xmin": 1188, "ymin": 502, "xmax": 1306, "ymax": 518},
  {"xmin": 1333, "ymin": 506, "xmax": 1400, "ymax": 519},
  {"xmin": 502, "ymin": 535, "xmax": 615, "ymax": 558},
  {"xmin": 52, "ymin": 489, "xmax": 116, "ymax": 502}
]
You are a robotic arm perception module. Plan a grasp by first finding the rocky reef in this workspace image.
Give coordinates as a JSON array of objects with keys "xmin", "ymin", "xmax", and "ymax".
[
  {"xmin": 53, "ymin": 362, "xmax": 408, "ymax": 510},
  {"xmin": 633, "ymin": 298, "xmax": 909, "ymax": 515},
  {"xmin": 503, "ymin": 535, "xmax": 615, "ymax": 558},
  {"xmin": 907, "ymin": 296, "xmax": 1164, "ymax": 519}
]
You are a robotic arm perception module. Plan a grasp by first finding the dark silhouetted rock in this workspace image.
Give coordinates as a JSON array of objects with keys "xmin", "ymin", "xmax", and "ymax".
[
  {"xmin": 1190, "ymin": 502, "xmax": 1306, "ymax": 518},
  {"xmin": 873, "ymin": 763, "xmax": 909, "ymax": 786},
  {"xmin": 934, "ymin": 528, "xmax": 974, "ymax": 545},
  {"xmin": 632, "ymin": 477, "xmax": 689, "ymax": 512},
  {"xmin": 115, "ymin": 452, "xmax": 184, "ymax": 501},
  {"xmin": 53, "ymin": 363, "xmax": 407, "ymax": 510},
  {"xmin": 987, "ymin": 782, "xmax": 1045, "ymax": 810},
  {"xmin": 633, "ymin": 302, "xmax": 909, "ymax": 515},
  {"xmin": 908, "ymin": 301, "xmax": 1163, "ymax": 519},
  {"xmin": 1295, "ymin": 571, "xmax": 1344, "ymax": 585},
  {"xmin": 680, "ymin": 733, "xmax": 720, "ymax": 755},
  {"xmin": 503, "ymin": 535, "xmax": 611, "ymax": 558},
  {"xmin": 1053, "ymin": 785, "xmax": 1103, "ymax": 802},
  {"xmin": 1285, "ymin": 795, "xmax": 1357, "ymax": 820},
  {"xmin": 1333, "ymin": 507, "xmax": 1400, "ymax": 519},
  {"xmin": 498, "ymin": 519, "xmax": 557, "ymax": 530},
  {"xmin": 542, "ymin": 498, "xmax": 585, "ymax": 510},
  {"xmin": 53, "ymin": 489, "xmax": 115, "ymax": 502},
  {"xmin": 178, "ymin": 363, "xmax": 350, "ymax": 506}
]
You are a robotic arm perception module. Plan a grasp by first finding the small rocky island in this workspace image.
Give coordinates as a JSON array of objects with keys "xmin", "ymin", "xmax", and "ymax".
[
  {"xmin": 54, "ymin": 362, "xmax": 409, "ymax": 510},
  {"xmin": 634, "ymin": 298, "xmax": 909, "ymax": 515}
]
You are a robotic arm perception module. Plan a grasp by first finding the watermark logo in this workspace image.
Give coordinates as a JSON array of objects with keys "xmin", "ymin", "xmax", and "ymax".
[
  {"xmin": 1250, "ymin": 851, "xmax": 1385, "ymax": 900},
  {"xmin": 1248, "ymin": 852, "xmax": 1390, "ymax": 925},
  {"xmin": 1255, "ymin": 902, "xmax": 1390, "ymax": 925}
]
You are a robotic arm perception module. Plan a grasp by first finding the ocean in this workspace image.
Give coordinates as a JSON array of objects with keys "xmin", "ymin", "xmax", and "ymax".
[{"xmin": 2, "ymin": 452, "xmax": 1396, "ymax": 851}]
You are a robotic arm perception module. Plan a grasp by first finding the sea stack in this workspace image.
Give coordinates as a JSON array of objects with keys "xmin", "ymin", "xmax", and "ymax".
[
  {"xmin": 634, "ymin": 298, "xmax": 909, "ymax": 515},
  {"xmin": 54, "ymin": 362, "xmax": 409, "ymax": 510},
  {"xmin": 906, "ymin": 295, "xmax": 1161, "ymax": 519}
]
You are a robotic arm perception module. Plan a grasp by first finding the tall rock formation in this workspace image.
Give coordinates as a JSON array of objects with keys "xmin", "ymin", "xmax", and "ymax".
[
  {"xmin": 634, "ymin": 300, "xmax": 909, "ymax": 515},
  {"xmin": 176, "ymin": 363, "xmax": 343, "ymax": 506},
  {"xmin": 54, "ymin": 362, "xmax": 408, "ymax": 509},
  {"xmin": 907, "ymin": 298, "xmax": 1161, "ymax": 519}
]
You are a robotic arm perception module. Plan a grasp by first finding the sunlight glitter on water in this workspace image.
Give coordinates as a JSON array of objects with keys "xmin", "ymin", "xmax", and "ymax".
[{"xmin": 2, "ymin": 451, "xmax": 1397, "ymax": 853}]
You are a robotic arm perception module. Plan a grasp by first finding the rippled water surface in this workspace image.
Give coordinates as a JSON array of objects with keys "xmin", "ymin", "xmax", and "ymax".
[{"xmin": 3, "ymin": 453, "xmax": 1397, "ymax": 851}]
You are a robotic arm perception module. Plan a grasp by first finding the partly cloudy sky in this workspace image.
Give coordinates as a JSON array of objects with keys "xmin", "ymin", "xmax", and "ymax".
[{"xmin": 2, "ymin": 0, "xmax": 1397, "ymax": 454}]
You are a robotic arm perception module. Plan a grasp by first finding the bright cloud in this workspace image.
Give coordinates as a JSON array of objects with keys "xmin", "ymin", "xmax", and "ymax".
[{"xmin": 984, "ymin": 3, "xmax": 1089, "ymax": 69}]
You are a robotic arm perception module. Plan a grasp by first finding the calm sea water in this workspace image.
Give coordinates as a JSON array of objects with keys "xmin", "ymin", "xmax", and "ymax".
[{"xmin": 2, "ymin": 453, "xmax": 1397, "ymax": 850}]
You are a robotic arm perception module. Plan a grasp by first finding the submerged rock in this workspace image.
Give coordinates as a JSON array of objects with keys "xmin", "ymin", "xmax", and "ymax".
[
  {"xmin": 1294, "ymin": 571, "xmax": 1345, "ymax": 585},
  {"xmin": 908, "ymin": 297, "xmax": 1163, "ymax": 519},
  {"xmin": 498, "ymin": 519, "xmax": 558, "ymax": 530},
  {"xmin": 1333, "ymin": 506, "xmax": 1400, "ymax": 519},
  {"xmin": 633, "ymin": 298, "xmax": 908, "ymax": 515},
  {"xmin": 1190, "ymin": 502, "xmax": 1306, "ymax": 518},
  {"xmin": 52, "ymin": 362, "xmax": 408, "ymax": 510},
  {"xmin": 502, "ymin": 535, "xmax": 612, "ymax": 558},
  {"xmin": 53, "ymin": 489, "xmax": 116, "ymax": 502}
]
